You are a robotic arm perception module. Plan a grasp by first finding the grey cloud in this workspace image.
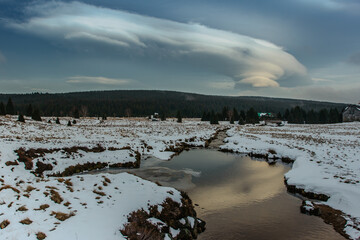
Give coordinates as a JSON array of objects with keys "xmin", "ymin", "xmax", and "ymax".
[
  {"xmin": 7, "ymin": 1, "xmax": 309, "ymax": 89},
  {"xmin": 348, "ymin": 52, "xmax": 360, "ymax": 65}
]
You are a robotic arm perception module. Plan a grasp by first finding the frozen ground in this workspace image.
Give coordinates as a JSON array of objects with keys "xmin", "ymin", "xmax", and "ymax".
[
  {"xmin": 221, "ymin": 122, "xmax": 360, "ymax": 239},
  {"xmin": 0, "ymin": 116, "xmax": 218, "ymax": 239}
]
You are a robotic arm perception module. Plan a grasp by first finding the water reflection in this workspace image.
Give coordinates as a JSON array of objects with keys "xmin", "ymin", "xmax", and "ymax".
[{"xmin": 99, "ymin": 149, "xmax": 344, "ymax": 239}]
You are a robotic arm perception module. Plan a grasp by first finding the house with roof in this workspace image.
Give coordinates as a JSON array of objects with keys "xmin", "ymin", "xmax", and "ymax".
[{"xmin": 343, "ymin": 105, "xmax": 360, "ymax": 122}]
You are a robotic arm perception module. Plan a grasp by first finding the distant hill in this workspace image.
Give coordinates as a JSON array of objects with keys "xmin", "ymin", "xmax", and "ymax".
[{"xmin": 0, "ymin": 90, "xmax": 346, "ymax": 117}]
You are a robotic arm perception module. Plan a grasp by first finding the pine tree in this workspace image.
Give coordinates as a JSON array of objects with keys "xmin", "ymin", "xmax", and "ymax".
[
  {"xmin": 6, "ymin": 98, "xmax": 15, "ymax": 115},
  {"xmin": 238, "ymin": 117, "xmax": 245, "ymax": 125},
  {"xmin": 18, "ymin": 114, "xmax": 25, "ymax": 123},
  {"xmin": 210, "ymin": 110, "xmax": 219, "ymax": 124},
  {"xmin": 67, "ymin": 120, "xmax": 72, "ymax": 126},
  {"xmin": 73, "ymin": 108, "xmax": 80, "ymax": 119},
  {"xmin": 26, "ymin": 104, "xmax": 33, "ymax": 117},
  {"xmin": 0, "ymin": 102, "xmax": 5, "ymax": 115},
  {"xmin": 201, "ymin": 111, "xmax": 207, "ymax": 121},
  {"xmin": 240, "ymin": 110, "xmax": 246, "ymax": 121},
  {"xmin": 319, "ymin": 109, "xmax": 329, "ymax": 124},
  {"xmin": 160, "ymin": 113, "xmax": 166, "ymax": 121},
  {"xmin": 176, "ymin": 111, "xmax": 182, "ymax": 123},
  {"xmin": 31, "ymin": 108, "xmax": 42, "ymax": 121},
  {"xmin": 233, "ymin": 108, "xmax": 239, "ymax": 121},
  {"xmin": 56, "ymin": 117, "xmax": 60, "ymax": 124},
  {"xmin": 246, "ymin": 108, "xmax": 259, "ymax": 124}
]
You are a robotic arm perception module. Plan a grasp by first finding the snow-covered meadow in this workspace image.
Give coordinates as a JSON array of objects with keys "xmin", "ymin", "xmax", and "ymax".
[
  {"xmin": 0, "ymin": 116, "xmax": 218, "ymax": 239},
  {"xmin": 221, "ymin": 122, "xmax": 360, "ymax": 239},
  {"xmin": 1, "ymin": 115, "xmax": 359, "ymax": 239}
]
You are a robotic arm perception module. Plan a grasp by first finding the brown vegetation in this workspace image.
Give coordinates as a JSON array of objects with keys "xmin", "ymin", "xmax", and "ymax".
[
  {"xmin": 20, "ymin": 218, "xmax": 33, "ymax": 225},
  {"xmin": 51, "ymin": 211, "xmax": 75, "ymax": 221},
  {"xmin": 36, "ymin": 232, "xmax": 47, "ymax": 240},
  {"xmin": 0, "ymin": 220, "xmax": 10, "ymax": 229}
]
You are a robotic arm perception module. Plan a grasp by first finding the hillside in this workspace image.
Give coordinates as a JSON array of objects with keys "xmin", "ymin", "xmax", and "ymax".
[{"xmin": 0, "ymin": 90, "xmax": 346, "ymax": 117}]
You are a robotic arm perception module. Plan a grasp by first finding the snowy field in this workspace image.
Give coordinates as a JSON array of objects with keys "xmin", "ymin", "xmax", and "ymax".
[
  {"xmin": 1, "ymin": 115, "xmax": 359, "ymax": 239},
  {"xmin": 221, "ymin": 122, "xmax": 360, "ymax": 239},
  {"xmin": 0, "ymin": 116, "xmax": 218, "ymax": 239}
]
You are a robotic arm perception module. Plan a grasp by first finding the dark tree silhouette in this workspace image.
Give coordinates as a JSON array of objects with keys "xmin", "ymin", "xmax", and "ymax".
[
  {"xmin": 67, "ymin": 120, "xmax": 72, "ymax": 126},
  {"xmin": 6, "ymin": 98, "xmax": 15, "ymax": 115},
  {"xmin": 26, "ymin": 104, "xmax": 33, "ymax": 117},
  {"xmin": 246, "ymin": 108, "xmax": 259, "ymax": 124},
  {"xmin": 176, "ymin": 111, "xmax": 182, "ymax": 123},
  {"xmin": 31, "ymin": 108, "xmax": 42, "ymax": 121},
  {"xmin": 56, "ymin": 117, "xmax": 60, "ymax": 124},
  {"xmin": 0, "ymin": 102, "xmax": 5, "ymax": 115},
  {"xmin": 18, "ymin": 114, "xmax": 25, "ymax": 123}
]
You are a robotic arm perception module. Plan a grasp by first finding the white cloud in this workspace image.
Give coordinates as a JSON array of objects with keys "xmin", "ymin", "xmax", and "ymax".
[
  {"xmin": 8, "ymin": 1, "xmax": 308, "ymax": 88},
  {"xmin": 66, "ymin": 76, "xmax": 131, "ymax": 85}
]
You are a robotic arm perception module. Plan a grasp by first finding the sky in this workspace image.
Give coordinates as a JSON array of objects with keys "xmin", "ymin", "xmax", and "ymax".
[{"xmin": 0, "ymin": 0, "xmax": 359, "ymax": 103}]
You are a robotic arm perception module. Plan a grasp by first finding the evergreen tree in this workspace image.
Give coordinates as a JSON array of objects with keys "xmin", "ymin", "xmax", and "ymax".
[
  {"xmin": 238, "ymin": 117, "xmax": 245, "ymax": 125},
  {"xmin": 240, "ymin": 110, "xmax": 246, "ymax": 121},
  {"xmin": 160, "ymin": 112, "xmax": 166, "ymax": 121},
  {"xmin": 210, "ymin": 110, "xmax": 219, "ymax": 124},
  {"xmin": 176, "ymin": 111, "xmax": 182, "ymax": 123},
  {"xmin": 56, "ymin": 117, "xmax": 60, "ymax": 124},
  {"xmin": 276, "ymin": 112, "xmax": 282, "ymax": 120},
  {"xmin": 230, "ymin": 117, "xmax": 234, "ymax": 124},
  {"xmin": 67, "ymin": 120, "xmax": 72, "ymax": 126},
  {"xmin": 26, "ymin": 104, "xmax": 33, "ymax": 117},
  {"xmin": 284, "ymin": 109, "xmax": 290, "ymax": 121},
  {"xmin": 72, "ymin": 119, "xmax": 77, "ymax": 124},
  {"xmin": 201, "ymin": 111, "xmax": 207, "ymax": 121},
  {"xmin": 233, "ymin": 108, "xmax": 239, "ymax": 121},
  {"xmin": 73, "ymin": 108, "xmax": 80, "ymax": 119},
  {"xmin": 6, "ymin": 98, "xmax": 15, "ymax": 115},
  {"xmin": 246, "ymin": 108, "xmax": 259, "ymax": 124},
  {"xmin": 18, "ymin": 114, "xmax": 25, "ymax": 123},
  {"xmin": 319, "ymin": 109, "xmax": 329, "ymax": 124},
  {"xmin": 102, "ymin": 114, "xmax": 107, "ymax": 120},
  {"xmin": 31, "ymin": 108, "xmax": 42, "ymax": 121},
  {"xmin": 306, "ymin": 109, "xmax": 317, "ymax": 124},
  {"xmin": 329, "ymin": 108, "xmax": 339, "ymax": 123},
  {"xmin": 0, "ymin": 102, "xmax": 5, "ymax": 115},
  {"xmin": 221, "ymin": 106, "xmax": 229, "ymax": 121}
]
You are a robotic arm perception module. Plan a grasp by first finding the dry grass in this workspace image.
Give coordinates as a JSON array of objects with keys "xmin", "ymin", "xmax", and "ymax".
[
  {"xmin": 0, "ymin": 185, "xmax": 20, "ymax": 193},
  {"xmin": 19, "ymin": 218, "xmax": 33, "ymax": 225},
  {"xmin": 0, "ymin": 219, "xmax": 10, "ymax": 229},
  {"xmin": 93, "ymin": 189, "xmax": 106, "ymax": 196},
  {"xmin": 17, "ymin": 205, "xmax": 28, "ymax": 212},
  {"xmin": 51, "ymin": 211, "xmax": 75, "ymax": 221},
  {"xmin": 50, "ymin": 190, "xmax": 63, "ymax": 204},
  {"xmin": 36, "ymin": 232, "xmax": 47, "ymax": 240}
]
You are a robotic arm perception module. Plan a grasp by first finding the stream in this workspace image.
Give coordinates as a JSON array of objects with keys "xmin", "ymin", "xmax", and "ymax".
[{"xmin": 95, "ymin": 130, "xmax": 344, "ymax": 239}]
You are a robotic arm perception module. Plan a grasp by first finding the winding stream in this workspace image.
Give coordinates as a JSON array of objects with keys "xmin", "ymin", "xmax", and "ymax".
[{"xmin": 95, "ymin": 130, "xmax": 343, "ymax": 239}]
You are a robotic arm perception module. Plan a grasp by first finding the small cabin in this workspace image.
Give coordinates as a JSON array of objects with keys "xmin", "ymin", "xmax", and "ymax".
[{"xmin": 343, "ymin": 105, "xmax": 360, "ymax": 122}]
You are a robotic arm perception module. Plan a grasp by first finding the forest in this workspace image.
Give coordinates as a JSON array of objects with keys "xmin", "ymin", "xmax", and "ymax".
[{"xmin": 0, "ymin": 90, "xmax": 346, "ymax": 119}]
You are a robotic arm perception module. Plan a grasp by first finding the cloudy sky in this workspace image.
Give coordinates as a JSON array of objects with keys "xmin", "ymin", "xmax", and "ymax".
[{"xmin": 0, "ymin": 0, "xmax": 359, "ymax": 103}]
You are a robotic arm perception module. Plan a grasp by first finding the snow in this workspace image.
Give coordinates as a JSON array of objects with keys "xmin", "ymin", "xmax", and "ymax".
[
  {"xmin": 0, "ymin": 116, "xmax": 218, "ymax": 239},
  {"xmin": 221, "ymin": 122, "xmax": 360, "ymax": 239}
]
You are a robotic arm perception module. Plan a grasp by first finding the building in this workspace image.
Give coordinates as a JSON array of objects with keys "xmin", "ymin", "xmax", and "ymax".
[{"xmin": 343, "ymin": 105, "xmax": 360, "ymax": 122}]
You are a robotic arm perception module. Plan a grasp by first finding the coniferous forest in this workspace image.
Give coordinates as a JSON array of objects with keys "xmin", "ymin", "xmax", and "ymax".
[{"xmin": 0, "ymin": 90, "xmax": 346, "ymax": 123}]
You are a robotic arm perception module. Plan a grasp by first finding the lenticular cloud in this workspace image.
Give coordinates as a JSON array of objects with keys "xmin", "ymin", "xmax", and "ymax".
[{"xmin": 9, "ymin": 1, "xmax": 309, "ymax": 88}]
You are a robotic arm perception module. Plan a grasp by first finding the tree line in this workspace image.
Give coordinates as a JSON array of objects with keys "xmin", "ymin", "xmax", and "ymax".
[{"xmin": 0, "ymin": 96, "xmax": 343, "ymax": 125}]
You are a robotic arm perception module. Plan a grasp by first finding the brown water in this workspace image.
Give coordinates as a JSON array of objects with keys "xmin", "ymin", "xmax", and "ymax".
[{"xmin": 99, "ymin": 149, "xmax": 344, "ymax": 239}]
